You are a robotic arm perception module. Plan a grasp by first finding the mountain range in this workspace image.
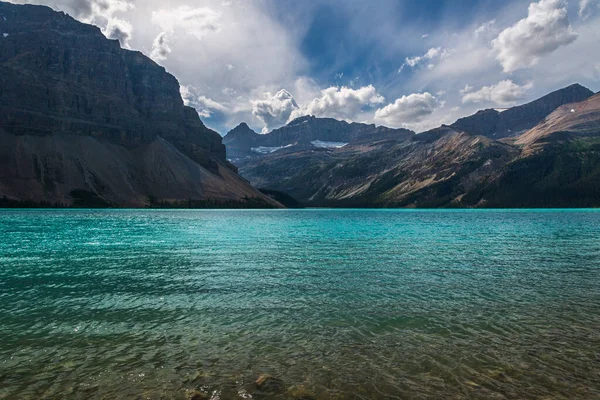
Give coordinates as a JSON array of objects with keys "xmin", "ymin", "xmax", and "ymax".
[
  {"xmin": 0, "ymin": 2, "xmax": 279, "ymax": 208},
  {"xmin": 225, "ymin": 84, "xmax": 600, "ymax": 208},
  {"xmin": 1, "ymin": 1, "xmax": 599, "ymax": 209}
]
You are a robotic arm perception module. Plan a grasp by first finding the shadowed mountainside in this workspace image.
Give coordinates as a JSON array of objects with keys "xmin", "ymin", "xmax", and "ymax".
[{"xmin": 0, "ymin": 2, "xmax": 279, "ymax": 208}]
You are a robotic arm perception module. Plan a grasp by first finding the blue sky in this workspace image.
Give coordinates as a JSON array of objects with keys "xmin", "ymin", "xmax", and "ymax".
[{"xmin": 9, "ymin": 0, "xmax": 600, "ymax": 134}]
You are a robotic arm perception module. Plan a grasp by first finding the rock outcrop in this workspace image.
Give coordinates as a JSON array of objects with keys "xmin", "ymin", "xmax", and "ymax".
[{"xmin": 0, "ymin": 2, "xmax": 279, "ymax": 207}]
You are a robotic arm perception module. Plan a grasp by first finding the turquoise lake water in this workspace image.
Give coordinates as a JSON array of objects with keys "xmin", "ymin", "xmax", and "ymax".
[{"xmin": 1, "ymin": 209, "xmax": 599, "ymax": 399}]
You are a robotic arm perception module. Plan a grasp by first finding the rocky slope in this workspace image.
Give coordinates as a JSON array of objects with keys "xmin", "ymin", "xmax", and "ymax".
[
  {"xmin": 0, "ymin": 2, "xmax": 278, "ymax": 207},
  {"xmin": 229, "ymin": 86, "xmax": 600, "ymax": 208},
  {"xmin": 238, "ymin": 125, "xmax": 519, "ymax": 207},
  {"xmin": 463, "ymin": 93, "xmax": 600, "ymax": 208},
  {"xmin": 451, "ymin": 84, "xmax": 594, "ymax": 139},
  {"xmin": 516, "ymin": 93, "xmax": 600, "ymax": 148}
]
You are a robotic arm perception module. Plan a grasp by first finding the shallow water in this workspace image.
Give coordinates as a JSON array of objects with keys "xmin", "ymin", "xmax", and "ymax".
[{"xmin": 1, "ymin": 209, "xmax": 600, "ymax": 399}]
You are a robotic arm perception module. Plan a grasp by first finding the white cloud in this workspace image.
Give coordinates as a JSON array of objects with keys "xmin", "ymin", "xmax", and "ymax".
[
  {"xmin": 460, "ymin": 84, "xmax": 474, "ymax": 95},
  {"xmin": 251, "ymin": 90, "xmax": 299, "ymax": 133},
  {"xmin": 151, "ymin": 6, "xmax": 221, "ymax": 40},
  {"xmin": 104, "ymin": 17, "xmax": 133, "ymax": 47},
  {"xmin": 137, "ymin": 1, "xmax": 306, "ymax": 133},
  {"xmin": 289, "ymin": 85, "xmax": 385, "ymax": 122},
  {"xmin": 180, "ymin": 85, "xmax": 226, "ymax": 118},
  {"xmin": 579, "ymin": 0, "xmax": 599, "ymax": 18},
  {"xmin": 474, "ymin": 20, "xmax": 496, "ymax": 37},
  {"xmin": 461, "ymin": 80, "xmax": 533, "ymax": 106},
  {"xmin": 492, "ymin": 0, "xmax": 578, "ymax": 73},
  {"xmin": 374, "ymin": 93, "xmax": 439, "ymax": 128},
  {"xmin": 150, "ymin": 32, "xmax": 171, "ymax": 62},
  {"xmin": 399, "ymin": 47, "xmax": 449, "ymax": 72}
]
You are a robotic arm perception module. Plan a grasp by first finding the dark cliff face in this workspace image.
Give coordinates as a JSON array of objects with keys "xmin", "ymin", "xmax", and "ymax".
[
  {"xmin": 223, "ymin": 115, "xmax": 415, "ymax": 160},
  {"xmin": 452, "ymin": 84, "xmax": 595, "ymax": 139},
  {"xmin": 0, "ymin": 2, "xmax": 278, "ymax": 208},
  {"xmin": 0, "ymin": 2, "xmax": 224, "ymax": 166}
]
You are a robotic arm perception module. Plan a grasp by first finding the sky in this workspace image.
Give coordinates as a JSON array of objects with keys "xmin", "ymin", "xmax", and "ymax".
[{"xmin": 8, "ymin": 0, "xmax": 600, "ymax": 135}]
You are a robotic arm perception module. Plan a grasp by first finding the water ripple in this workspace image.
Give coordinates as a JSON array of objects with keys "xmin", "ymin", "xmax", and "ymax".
[{"xmin": 1, "ymin": 209, "xmax": 599, "ymax": 399}]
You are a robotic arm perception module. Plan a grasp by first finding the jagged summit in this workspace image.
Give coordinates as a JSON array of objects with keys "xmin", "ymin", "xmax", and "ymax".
[{"xmin": 235, "ymin": 122, "xmax": 251, "ymax": 130}]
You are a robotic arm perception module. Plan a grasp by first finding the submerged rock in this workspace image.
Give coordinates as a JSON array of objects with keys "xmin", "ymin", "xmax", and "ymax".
[
  {"xmin": 255, "ymin": 374, "xmax": 284, "ymax": 393},
  {"xmin": 288, "ymin": 384, "xmax": 318, "ymax": 400},
  {"xmin": 187, "ymin": 390, "xmax": 210, "ymax": 400}
]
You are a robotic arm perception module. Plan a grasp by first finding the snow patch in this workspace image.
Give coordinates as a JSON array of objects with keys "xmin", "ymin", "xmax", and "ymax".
[
  {"xmin": 251, "ymin": 144, "xmax": 293, "ymax": 154},
  {"xmin": 288, "ymin": 117, "xmax": 311, "ymax": 127},
  {"xmin": 311, "ymin": 140, "xmax": 348, "ymax": 149}
]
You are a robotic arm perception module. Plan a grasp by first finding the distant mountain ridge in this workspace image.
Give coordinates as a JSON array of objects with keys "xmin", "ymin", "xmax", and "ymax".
[
  {"xmin": 451, "ymin": 84, "xmax": 594, "ymax": 139},
  {"xmin": 227, "ymin": 84, "xmax": 600, "ymax": 208},
  {"xmin": 0, "ymin": 1, "xmax": 279, "ymax": 208},
  {"xmin": 223, "ymin": 115, "xmax": 414, "ymax": 160}
]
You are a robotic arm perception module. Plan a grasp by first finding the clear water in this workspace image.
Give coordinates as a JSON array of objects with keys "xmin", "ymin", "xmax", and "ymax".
[{"xmin": 1, "ymin": 209, "xmax": 599, "ymax": 400}]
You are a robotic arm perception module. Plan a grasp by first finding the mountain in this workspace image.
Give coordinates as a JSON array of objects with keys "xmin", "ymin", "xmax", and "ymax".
[
  {"xmin": 0, "ymin": 2, "xmax": 279, "ymax": 208},
  {"xmin": 238, "ymin": 125, "xmax": 518, "ymax": 207},
  {"xmin": 463, "ymin": 93, "xmax": 600, "ymax": 208},
  {"xmin": 222, "ymin": 122, "xmax": 262, "ymax": 159},
  {"xmin": 451, "ymin": 84, "xmax": 594, "ymax": 139},
  {"xmin": 223, "ymin": 115, "xmax": 414, "ymax": 160},
  {"xmin": 227, "ymin": 86, "xmax": 600, "ymax": 208}
]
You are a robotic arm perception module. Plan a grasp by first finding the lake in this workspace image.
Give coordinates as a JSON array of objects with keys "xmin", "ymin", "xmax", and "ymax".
[{"xmin": 1, "ymin": 209, "xmax": 599, "ymax": 399}]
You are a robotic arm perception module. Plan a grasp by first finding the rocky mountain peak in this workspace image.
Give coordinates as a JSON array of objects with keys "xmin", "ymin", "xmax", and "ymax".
[{"xmin": 286, "ymin": 115, "xmax": 315, "ymax": 126}]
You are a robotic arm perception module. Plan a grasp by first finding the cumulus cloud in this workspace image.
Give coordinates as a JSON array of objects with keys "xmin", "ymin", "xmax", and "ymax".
[
  {"xmin": 180, "ymin": 86, "xmax": 226, "ymax": 119},
  {"xmin": 150, "ymin": 32, "xmax": 171, "ymax": 62},
  {"xmin": 461, "ymin": 80, "xmax": 533, "ymax": 106},
  {"xmin": 374, "ymin": 93, "xmax": 439, "ymax": 128},
  {"xmin": 251, "ymin": 90, "xmax": 299, "ymax": 133},
  {"xmin": 104, "ymin": 17, "xmax": 133, "ymax": 47},
  {"xmin": 492, "ymin": 0, "xmax": 578, "ymax": 73},
  {"xmin": 151, "ymin": 6, "xmax": 221, "ymax": 40},
  {"xmin": 290, "ymin": 85, "xmax": 385, "ymax": 122},
  {"xmin": 399, "ymin": 47, "xmax": 449, "ymax": 72}
]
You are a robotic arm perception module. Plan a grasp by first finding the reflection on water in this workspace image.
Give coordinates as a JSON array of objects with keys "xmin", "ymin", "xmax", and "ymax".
[{"xmin": 1, "ymin": 209, "xmax": 599, "ymax": 399}]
